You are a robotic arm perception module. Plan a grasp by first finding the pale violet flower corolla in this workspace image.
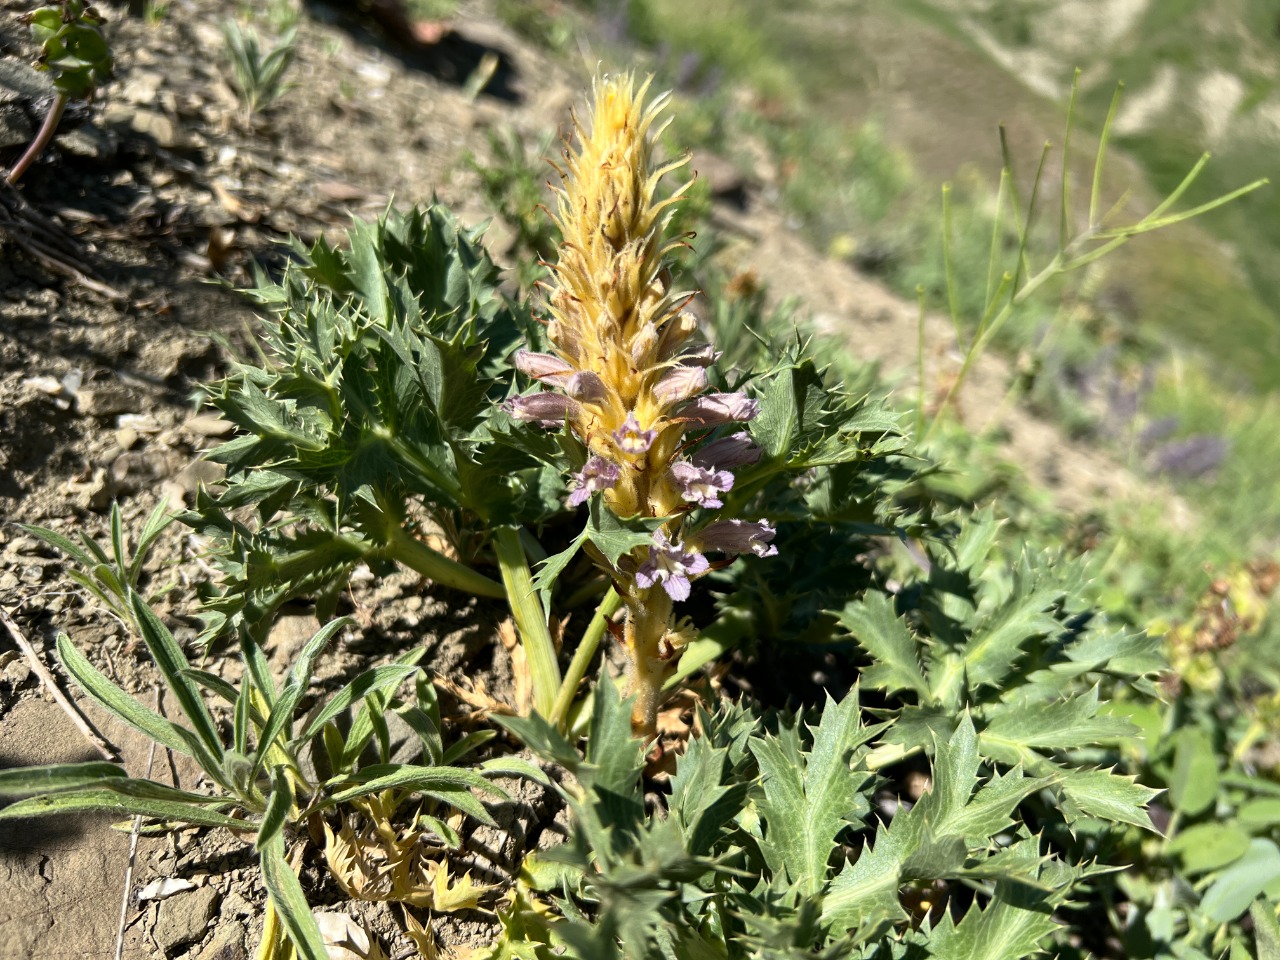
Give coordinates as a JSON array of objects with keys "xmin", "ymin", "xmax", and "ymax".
[
  {"xmin": 613, "ymin": 413, "xmax": 657, "ymax": 454},
  {"xmin": 676, "ymin": 343, "xmax": 719, "ymax": 367},
  {"xmin": 635, "ymin": 531, "xmax": 710, "ymax": 602},
  {"xmin": 653, "ymin": 365, "xmax": 709, "ymax": 407},
  {"xmin": 505, "ymin": 392, "xmax": 580, "ymax": 429},
  {"xmin": 513, "ymin": 350, "xmax": 574, "ymax": 388},
  {"xmin": 669, "ymin": 461, "xmax": 733, "ymax": 509},
  {"xmin": 567, "ymin": 456, "xmax": 620, "ymax": 507},
  {"xmin": 680, "ymin": 392, "xmax": 760, "ymax": 430},
  {"xmin": 692, "ymin": 519, "xmax": 778, "ymax": 558},
  {"xmin": 692, "ymin": 431, "xmax": 761, "ymax": 471}
]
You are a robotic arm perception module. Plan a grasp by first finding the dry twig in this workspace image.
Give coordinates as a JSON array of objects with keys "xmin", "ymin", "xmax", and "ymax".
[{"xmin": 0, "ymin": 605, "xmax": 118, "ymax": 760}]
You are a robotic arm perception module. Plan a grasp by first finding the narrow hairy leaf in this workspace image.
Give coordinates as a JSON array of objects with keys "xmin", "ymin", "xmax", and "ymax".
[
  {"xmin": 298, "ymin": 660, "xmax": 421, "ymax": 741},
  {"xmin": 0, "ymin": 761, "xmax": 126, "ymax": 796},
  {"xmin": 260, "ymin": 833, "xmax": 328, "ymax": 960},
  {"xmin": 0, "ymin": 789, "xmax": 246, "ymax": 829},
  {"xmin": 253, "ymin": 617, "xmax": 352, "ymax": 774},
  {"xmin": 57, "ymin": 634, "xmax": 192, "ymax": 757},
  {"xmin": 129, "ymin": 593, "xmax": 223, "ymax": 760},
  {"xmin": 256, "ymin": 765, "xmax": 293, "ymax": 851}
]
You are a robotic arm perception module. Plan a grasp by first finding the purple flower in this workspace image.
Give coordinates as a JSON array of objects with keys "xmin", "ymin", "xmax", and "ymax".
[
  {"xmin": 691, "ymin": 519, "xmax": 778, "ymax": 558},
  {"xmin": 567, "ymin": 456, "xmax": 620, "ymax": 506},
  {"xmin": 613, "ymin": 413, "xmax": 657, "ymax": 455},
  {"xmin": 669, "ymin": 461, "xmax": 734, "ymax": 509},
  {"xmin": 635, "ymin": 531, "xmax": 710, "ymax": 601},
  {"xmin": 680, "ymin": 392, "xmax": 759, "ymax": 429},
  {"xmin": 505, "ymin": 392, "xmax": 580, "ymax": 428},
  {"xmin": 567, "ymin": 371, "xmax": 609, "ymax": 404},
  {"xmin": 513, "ymin": 350, "xmax": 574, "ymax": 388},
  {"xmin": 653, "ymin": 365, "xmax": 708, "ymax": 407},
  {"xmin": 692, "ymin": 431, "xmax": 761, "ymax": 470}
]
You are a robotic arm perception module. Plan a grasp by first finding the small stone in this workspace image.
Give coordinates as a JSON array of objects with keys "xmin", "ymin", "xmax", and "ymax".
[
  {"xmin": 219, "ymin": 888, "xmax": 254, "ymax": 919},
  {"xmin": 116, "ymin": 427, "xmax": 140, "ymax": 451},
  {"xmin": 57, "ymin": 123, "xmax": 118, "ymax": 162},
  {"xmin": 183, "ymin": 415, "xmax": 234, "ymax": 438},
  {"xmin": 129, "ymin": 109, "xmax": 180, "ymax": 149},
  {"xmin": 154, "ymin": 886, "xmax": 220, "ymax": 955},
  {"xmin": 3, "ymin": 659, "xmax": 31, "ymax": 688},
  {"xmin": 189, "ymin": 920, "xmax": 246, "ymax": 960},
  {"xmin": 76, "ymin": 384, "xmax": 139, "ymax": 418}
]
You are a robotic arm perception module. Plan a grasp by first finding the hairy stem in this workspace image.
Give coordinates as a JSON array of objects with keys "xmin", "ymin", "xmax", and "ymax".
[
  {"xmin": 492, "ymin": 526, "xmax": 561, "ymax": 716},
  {"xmin": 6, "ymin": 91, "xmax": 67, "ymax": 186},
  {"xmin": 549, "ymin": 586, "xmax": 622, "ymax": 731},
  {"xmin": 384, "ymin": 525, "xmax": 504, "ymax": 599},
  {"xmin": 624, "ymin": 589, "xmax": 674, "ymax": 741}
]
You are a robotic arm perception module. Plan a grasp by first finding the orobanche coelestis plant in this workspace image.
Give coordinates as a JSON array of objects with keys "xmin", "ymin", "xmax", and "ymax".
[{"xmin": 507, "ymin": 75, "xmax": 775, "ymax": 738}]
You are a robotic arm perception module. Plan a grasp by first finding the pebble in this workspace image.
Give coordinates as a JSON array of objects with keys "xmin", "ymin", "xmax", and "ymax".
[
  {"xmin": 190, "ymin": 919, "xmax": 246, "ymax": 960},
  {"xmin": 153, "ymin": 886, "xmax": 220, "ymax": 954}
]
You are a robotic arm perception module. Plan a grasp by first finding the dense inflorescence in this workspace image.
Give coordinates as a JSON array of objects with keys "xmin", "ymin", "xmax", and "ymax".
[{"xmin": 507, "ymin": 75, "xmax": 775, "ymax": 736}]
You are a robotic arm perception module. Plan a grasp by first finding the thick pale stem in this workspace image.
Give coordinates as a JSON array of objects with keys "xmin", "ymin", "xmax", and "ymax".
[
  {"xmin": 492, "ymin": 526, "xmax": 561, "ymax": 716},
  {"xmin": 385, "ymin": 525, "xmax": 505, "ymax": 599},
  {"xmin": 624, "ymin": 588, "xmax": 674, "ymax": 740},
  {"xmin": 549, "ymin": 586, "xmax": 622, "ymax": 731},
  {"xmin": 7, "ymin": 92, "xmax": 68, "ymax": 186}
]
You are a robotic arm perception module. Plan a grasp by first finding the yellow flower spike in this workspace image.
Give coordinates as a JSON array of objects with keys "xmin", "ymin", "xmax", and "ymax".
[
  {"xmin": 513, "ymin": 73, "xmax": 772, "ymax": 739},
  {"xmin": 545, "ymin": 73, "xmax": 697, "ymax": 519}
]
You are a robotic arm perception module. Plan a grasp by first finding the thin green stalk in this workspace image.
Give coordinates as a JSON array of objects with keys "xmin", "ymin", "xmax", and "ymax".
[
  {"xmin": 549, "ymin": 587, "xmax": 621, "ymax": 731},
  {"xmin": 384, "ymin": 525, "xmax": 504, "ymax": 599},
  {"xmin": 492, "ymin": 526, "xmax": 560, "ymax": 716}
]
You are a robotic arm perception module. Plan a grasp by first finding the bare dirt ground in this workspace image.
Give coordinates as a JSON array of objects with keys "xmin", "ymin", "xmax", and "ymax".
[{"xmin": 0, "ymin": 1, "xmax": 1164, "ymax": 956}]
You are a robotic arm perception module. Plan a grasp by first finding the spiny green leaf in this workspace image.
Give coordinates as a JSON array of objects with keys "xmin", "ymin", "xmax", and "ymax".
[
  {"xmin": 978, "ymin": 688, "xmax": 1138, "ymax": 766},
  {"xmin": 837, "ymin": 593, "xmax": 930, "ymax": 700},
  {"xmin": 750, "ymin": 693, "xmax": 877, "ymax": 895},
  {"xmin": 1056, "ymin": 768, "xmax": 1161, "ymax": 831}
]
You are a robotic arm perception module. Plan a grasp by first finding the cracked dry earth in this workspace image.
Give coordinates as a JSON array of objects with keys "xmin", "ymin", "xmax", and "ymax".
[{"xmin": 0, "ymin": 0, "xmax": 1164, "ymax": 957}]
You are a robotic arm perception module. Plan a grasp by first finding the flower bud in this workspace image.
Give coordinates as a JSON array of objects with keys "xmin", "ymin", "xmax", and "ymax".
[
  {"xmin": 629, "ymin": 323, "xmax": 660, "ymax": 366},
  {"xmin": 566, "ymin": 371, "xmax": 610, "ymax": 404},
  {"xmin": 680, "ymin": 392, "xmax": 760, "ymax": 429},
  {"xmin": 691, "ymin": 519, "xmax": 778, "ymax": 557},
  {"xmin": 653, "ymin": 365, "xmax": 708, "ymax": 407},
  {"xmin": 692, "ymin": 431, "xmax": 762, "ymax": 470},
  {"xmin": 656, "ymin": 311, "xmax": 698, "ymax": 361},
  {"xmin": 513, "ymin": 350, "xmax": 574, "ymax": 388},
  {"xmin": 504, "ymin": 392, "xmax": 580, "ymax": 428}
]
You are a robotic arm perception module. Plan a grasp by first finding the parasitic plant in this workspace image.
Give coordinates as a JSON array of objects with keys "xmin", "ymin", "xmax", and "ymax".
[{"xmin": 508, "ymin": 75, "xmax": 774, "ymax": 739}]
